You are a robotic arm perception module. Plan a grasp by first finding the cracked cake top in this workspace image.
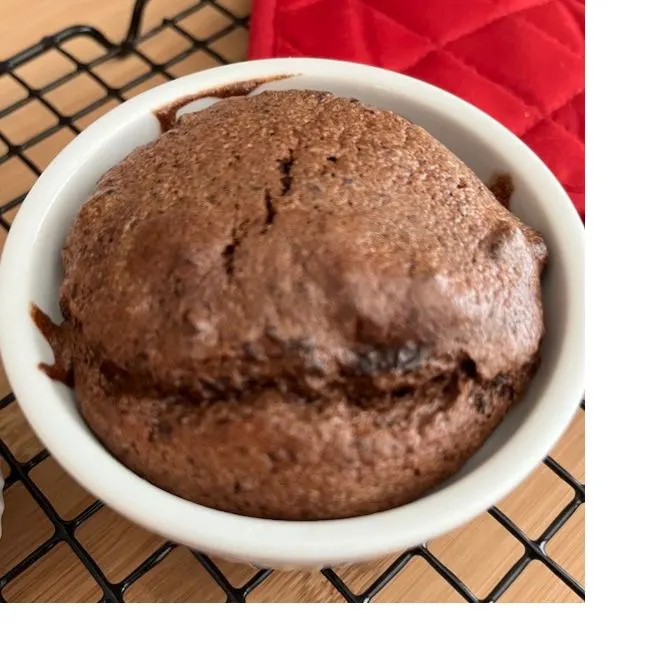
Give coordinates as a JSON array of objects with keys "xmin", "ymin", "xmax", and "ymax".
[{"xmin": 59, "ymin": 90, "xmax": 546, "ymax": 402}]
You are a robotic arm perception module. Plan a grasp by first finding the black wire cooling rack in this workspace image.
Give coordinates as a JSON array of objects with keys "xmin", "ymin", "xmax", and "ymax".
[{"xmin": 0, "ymin": 0, "xmax": 585, "ymax": 603}]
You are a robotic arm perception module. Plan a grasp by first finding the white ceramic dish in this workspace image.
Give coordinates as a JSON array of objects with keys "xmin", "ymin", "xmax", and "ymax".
[{"xmin": 0, "ymin": 58, "xmax": 584, "ymax": 569}]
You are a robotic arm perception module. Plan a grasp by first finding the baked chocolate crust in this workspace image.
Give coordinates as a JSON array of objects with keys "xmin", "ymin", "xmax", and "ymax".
[{"xmin": 49, "ymin": 90, "xmax": 547, "ymax": 520}]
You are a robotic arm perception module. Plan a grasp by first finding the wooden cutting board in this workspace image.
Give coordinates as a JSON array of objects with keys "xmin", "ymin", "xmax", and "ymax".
[{"xmin": 0, "ymin": 0, "xmax": 584, "ymax": 603}]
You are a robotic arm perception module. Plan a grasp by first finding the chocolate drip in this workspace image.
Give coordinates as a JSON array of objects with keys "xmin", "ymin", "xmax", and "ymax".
[
  {"xmin": 30, "ymin": 303, "xmax": 74, "ymax": 387},
  {"xmin": 154, "ymin": 75, "xmax": 295, "ymax": 132},
  {"xmin": 489, "ymin": 172, "xmax": 515, "ymax": 210}
]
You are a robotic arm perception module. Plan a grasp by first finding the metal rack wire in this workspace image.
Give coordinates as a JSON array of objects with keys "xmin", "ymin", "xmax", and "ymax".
[{"xmin": 0, "ymin": 0, "xmax": 585, "ymax": 602}]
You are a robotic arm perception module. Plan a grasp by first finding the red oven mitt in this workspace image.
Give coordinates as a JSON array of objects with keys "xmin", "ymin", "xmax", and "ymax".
[{"xmin": 249, "ymin": 0, "xmax": 585, "ymax": 219}]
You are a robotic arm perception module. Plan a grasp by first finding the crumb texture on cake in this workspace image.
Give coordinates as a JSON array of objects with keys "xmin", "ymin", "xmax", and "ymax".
[{"xmin": 57, "ymin": 90, "xmax": 547, "ymax": 520}]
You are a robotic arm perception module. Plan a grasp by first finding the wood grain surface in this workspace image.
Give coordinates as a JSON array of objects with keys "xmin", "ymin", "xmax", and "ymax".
[{"xmin": 0, "ymin": 0, "xmax": 585, "ymax": 603}]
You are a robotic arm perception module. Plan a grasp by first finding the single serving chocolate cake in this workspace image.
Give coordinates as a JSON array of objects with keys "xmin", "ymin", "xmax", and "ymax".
[{"xmin": 36, "ymin": 89, "xmax": 547, "ymax": 520}]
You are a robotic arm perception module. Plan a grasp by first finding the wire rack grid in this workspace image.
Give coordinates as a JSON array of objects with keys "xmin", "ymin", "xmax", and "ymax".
[{"xmin": 0, "ymin": 0, "xmax": 585, "ymax": 603}]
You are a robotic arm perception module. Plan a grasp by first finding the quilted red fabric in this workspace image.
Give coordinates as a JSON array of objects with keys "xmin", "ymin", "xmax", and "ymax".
[{"xmin": 249, "ymin": 0, "xmax": 585, "ymax": 219}]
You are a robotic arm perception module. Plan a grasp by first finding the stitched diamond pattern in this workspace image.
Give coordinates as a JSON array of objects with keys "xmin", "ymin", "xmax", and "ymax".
[{"xmin": 250, "ymin": 0, "xmax": 585, "ymax": 218}]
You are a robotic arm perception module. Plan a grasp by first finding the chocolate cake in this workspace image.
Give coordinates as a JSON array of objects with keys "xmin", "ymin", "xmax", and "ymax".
[{"xmin": 38, "ymin": 89, "xmax": 547, "ymax": 520}]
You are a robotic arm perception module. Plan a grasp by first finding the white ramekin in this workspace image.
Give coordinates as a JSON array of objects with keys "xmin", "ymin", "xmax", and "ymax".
[{"xmin": 0, "ymin": 59, "xmax": 584, "ymax": 569}]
